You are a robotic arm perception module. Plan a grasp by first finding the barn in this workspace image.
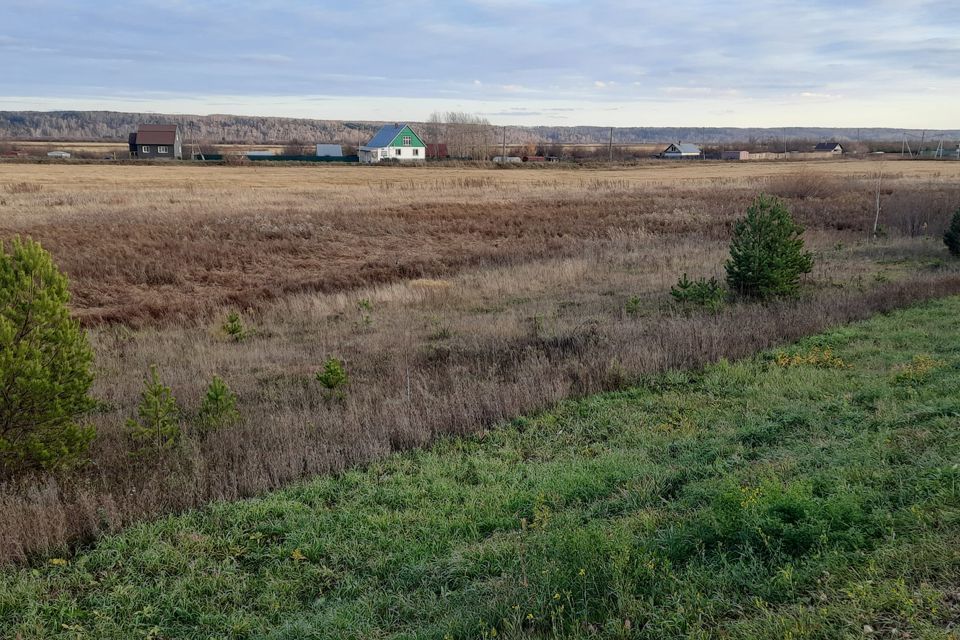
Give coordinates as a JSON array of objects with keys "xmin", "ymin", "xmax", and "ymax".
[
  {"xmin": 130, "ymin": 124, "xmax": 182, "ymax": 159},
  {"xmin": 662, "ymin": 142, "xmax": 702, "ymax": 159},
  {"xmin": 359, "ymin": 123, "xmax": 426, "ymax": 163}
]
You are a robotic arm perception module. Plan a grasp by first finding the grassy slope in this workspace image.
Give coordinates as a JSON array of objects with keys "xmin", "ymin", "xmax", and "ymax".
[{"xmin": 4, "ymin": 299, "xmax": 960, "ymax": 639}]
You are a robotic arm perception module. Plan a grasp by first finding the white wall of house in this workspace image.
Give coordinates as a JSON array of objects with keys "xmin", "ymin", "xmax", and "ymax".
[{"xmin": 360, "ymin": 145, "xmax": 424, "ymax": 163}]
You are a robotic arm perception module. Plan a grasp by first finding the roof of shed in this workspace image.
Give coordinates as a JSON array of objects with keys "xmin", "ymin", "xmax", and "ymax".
[
  {"xmin": 316, "ymin": 144, "xmax": 343, "ymax": 157},
  {"xmin": 814, "ymin": 142, "xmax": 842, "ymax": 150},
  {"xmin": 136, "ymin": 124, "xmax": 179, "ymax": 144}
]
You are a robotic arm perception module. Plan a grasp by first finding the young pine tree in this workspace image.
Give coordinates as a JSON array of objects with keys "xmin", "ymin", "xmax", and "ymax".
[
  {"xmin": 197, "ymin": 375, "xmax": 240, "ymax": 432},
  {"xmin": 944, "ymin": 208, "xmax": 960, "ymax": 257},
  {"xmin": 0, "ymin": 236, "xmax": 95, "ymax": 472},
  {"xmin": 126, "ymin": 365, "xmax": 180, "ymax": 452},
  {"xmin": 725, "ymin": 194, "xmax": 814, "ymax": 299}
]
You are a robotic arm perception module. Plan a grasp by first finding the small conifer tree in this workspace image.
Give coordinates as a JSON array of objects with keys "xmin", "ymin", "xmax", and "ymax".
[
  {"xmin": 725, "ymin": 194, "xmax": 814, "ymax": 299},
  {"xmin": 316, "ymin": 357, "xmax": 349, "ymax": 399},
  {"xmin": 944, "ymin": 208, "xmax": 960, "ymax": 257},
  {"xmin": 127, "ymin": 365, "xmax": 180, "ymax": 452},
  {"xmin": 0, "ymin": 236, "xmax": 95, "ymax": 471},
  {"xmin": 197, "ymin": 375, "xmax": 240, "ymax": 432},
  {"xmin": 221, "ymin": 311, "xmax": 248, "ymax": 342}
]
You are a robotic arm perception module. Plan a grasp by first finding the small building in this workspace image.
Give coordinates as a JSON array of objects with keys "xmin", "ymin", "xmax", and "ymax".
[
  {"xmin": 359, "ymin": 123, "xmax": 426, "ymax": 163},
  {"xmin": 722, "ymin": 150, "xmax": 750, "ymax": 161},
  {"xmin": 316, "ymin": 144, "xmax": 343, "ymax": 157},
  {"xmin": 493, "ymin": 156, "xmax": 523, "ymax": 164},
  {"xmin": 426, "ymin": 143, "xmax": 449, "ymax": 159},
  {"xmin": 814, "ymin": 142, "xmax": 843, "ymax": 154},
  {"xmin": 662, "ymin": 142, "xmax": 702, "ymax": 159},
  {"xmin": 522, "ymin": 155, "xmax": 546, "ymax": 162},
  {"xmin": 130, "ymin": 124, "xmax": 182, "ymax": 159},
  {"xmin": 46, "ymin": 150, "xmax": 71, "ymax": 159}
]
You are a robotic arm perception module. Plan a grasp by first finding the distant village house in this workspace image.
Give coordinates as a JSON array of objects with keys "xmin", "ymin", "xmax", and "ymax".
[
  {"xmin": 814, "ymin": 142, "xmax": 843, "ymax": 154},
  {"xmin": 129, "ymin": 124, "xmax": 182, "ymax": 159},
  {"xmin": 359, "ymin": 123, "xmax": 425, "ymax": 163},
  {"xmin": 662, "ymin": 142, "xmax": 702, "ymax": 159}
]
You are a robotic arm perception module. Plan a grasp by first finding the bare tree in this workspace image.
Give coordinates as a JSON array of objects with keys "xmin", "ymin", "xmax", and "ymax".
[
  {"xmin": 281, "ymin": 140, "xmax": 306, "ymax": 156},
  {"xmin": 428, "ymin": 112, "xmax": 494, "ymax": 160}
]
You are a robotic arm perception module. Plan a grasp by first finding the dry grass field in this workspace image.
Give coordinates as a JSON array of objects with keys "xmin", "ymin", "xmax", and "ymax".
[
  {"xmin": 2, "ymin": 160, "xmax": 958, "ymax": 325},
  {"xmin": 1, "ymin": 159, "xmax": 960, "ymax": 563}
]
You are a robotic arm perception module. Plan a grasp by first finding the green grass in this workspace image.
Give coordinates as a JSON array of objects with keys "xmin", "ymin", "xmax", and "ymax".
[{"xmin": 4, "ymin": 298, "xmax": 960, "ymax": 639}]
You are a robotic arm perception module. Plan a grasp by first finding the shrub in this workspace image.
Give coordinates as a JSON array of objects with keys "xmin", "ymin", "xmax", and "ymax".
[
  {"xmin": 222, "ymin": 311, "xmax": 249, "ymax": 342},
  {"xmin": 773, "ymin": 346, "xmax": 848, "ymax": 369},
  {"xmin": 197, "ymin": 375, "xmax": 240, "ymax": 432},
  {"xmin": 893, "ymin": 354, "xmax": 944, "ymax": 386},
  {"xmin": 0, "ymin": 236, "xmax": 95, "ymax": 472},
  {"xmin": 126, "ymin": 365, "xmax": 180, "ymax": 452},
  {"xmin": 944, "ymin": 209, "xmax": 960, "ymax": 257},
  {"xmin": 357, "ymin": 299, "xmax": 373, "ymax": 326},
  {"xmin": 670, "ymin": 273, "xmax": 726, "ymax": 312},
  {"xmin": 316, "ymin": 358, "xmax": 349, "ymax": 399},
  {"xmin": 725, "ymin": 194, "xmax": 814, "ymax": 299}
]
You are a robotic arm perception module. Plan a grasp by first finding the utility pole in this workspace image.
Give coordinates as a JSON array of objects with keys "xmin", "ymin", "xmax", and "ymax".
[
  {"xmin": 873, "ymin": 165, "xmax": 884, "ymax": 239},
  {"xmin": 608, "ymin": 127, "xmax": 613, "ymax": 162}
]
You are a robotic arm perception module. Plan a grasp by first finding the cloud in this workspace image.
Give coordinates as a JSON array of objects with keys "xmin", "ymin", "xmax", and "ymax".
[
  {"xmin": 237, "ymin": 53, "xmax": 294, "ymax": 65},
  {"xmin": 0, "ymin": 0, "xmax": 957, "ymax": 126}
]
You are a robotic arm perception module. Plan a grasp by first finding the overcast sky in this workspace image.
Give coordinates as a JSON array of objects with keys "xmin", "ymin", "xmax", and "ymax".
[{"xmin": 1, "ymin": 0, "xmax": 957, "ymax": 127}]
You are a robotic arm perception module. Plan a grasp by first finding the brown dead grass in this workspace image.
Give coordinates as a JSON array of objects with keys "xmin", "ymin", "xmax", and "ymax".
[{"xmin": 2, "ymin": 161, "xmax": 957, "ymax": 325}]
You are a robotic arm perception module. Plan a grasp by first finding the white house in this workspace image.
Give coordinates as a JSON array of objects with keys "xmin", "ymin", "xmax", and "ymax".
[
  {"xmin": 662, "ymin": 142, "xmax": 702, "ymax": 159},
  {"xmin": 814, "ymin": 142, "xmax": 844, "ymax": 154},
  {"xmin": 359, "ymin": 123, "xmax": 425, "ymax": 163}
]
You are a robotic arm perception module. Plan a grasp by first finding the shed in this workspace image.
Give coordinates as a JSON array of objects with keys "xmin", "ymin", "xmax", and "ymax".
[
  {"xmin": 316, "ymin": 144, "xmax": 343, "ymax": 157},
  {"xmin": 722, "ymin": 150, "xmax": 750, "ymax": 160},
  {"xmin": 426, "ymin": 143, "xmax": 449, "ymax": 159}
]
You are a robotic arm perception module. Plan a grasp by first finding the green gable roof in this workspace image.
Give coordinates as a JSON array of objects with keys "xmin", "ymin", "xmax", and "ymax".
[{"xmin": 388, "ymin": 125, "xmax": 425, "ymax": 148}]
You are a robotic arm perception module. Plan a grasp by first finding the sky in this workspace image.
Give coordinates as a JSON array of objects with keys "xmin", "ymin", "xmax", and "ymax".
[{"xmin": 1, "ymin": 0, "xmax": 958, "ymax": 128}]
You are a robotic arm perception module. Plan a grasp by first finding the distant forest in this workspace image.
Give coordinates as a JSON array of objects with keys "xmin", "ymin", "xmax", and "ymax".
[{"xmin": 1, "ymin": 111, "xmax": 957, "ymax": 147}]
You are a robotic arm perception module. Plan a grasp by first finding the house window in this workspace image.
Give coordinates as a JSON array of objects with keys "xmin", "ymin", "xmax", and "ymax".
[
  {"xmin": 157, "ymin": 146, "xmax": 168, "ymax": 154},
  {"xmin": 395, "ymin": 148, "xmax": 402, "ymax": 156},
  {"xmin": 413, "ymin": 148, "xmax": 419, "ymax": 156},
  {"xmin": 402, "ymin": 136, "xmax": 411, "ymax": 146},
  {"xmin": 141, "ymin": 146, "xmax": 150, "ymax": 153}
]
